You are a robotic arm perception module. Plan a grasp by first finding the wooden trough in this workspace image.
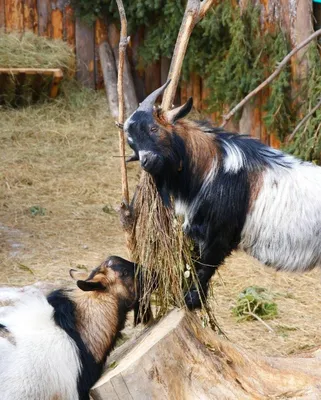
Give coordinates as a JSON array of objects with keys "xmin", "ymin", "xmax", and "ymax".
[
  {"xmin": 91, "ymin": 309, "xmax": 321, "ymax": 400},
  {"xmin": 0, "ymin": 68, "xmax": 63, "ymax": 104}
]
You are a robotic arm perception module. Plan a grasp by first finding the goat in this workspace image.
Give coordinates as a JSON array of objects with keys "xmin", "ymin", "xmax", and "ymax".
[
  {"xmin": 0, "ymin": 256, "xmax": 141, "ymax": 400},
  {"xmin": 124, "ymin": 81, "xmax": 321, "ymax": 309}
]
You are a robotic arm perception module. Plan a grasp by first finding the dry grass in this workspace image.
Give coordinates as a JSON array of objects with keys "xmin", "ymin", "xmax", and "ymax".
[
  {"xmin": 0, "ymin": 88, "xmax": 320, "ymax": 356},
  {"xmin": 0, "ymin": 31, "xmax": 75, "ymax": 73}
]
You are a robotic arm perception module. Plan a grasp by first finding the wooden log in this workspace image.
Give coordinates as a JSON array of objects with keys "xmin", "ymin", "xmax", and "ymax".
[
  {"xmin": 64, "ymin": 5, "xmax": 75, "ymax": 48},
  {"xmin": 0, "ymin": 0, "xmax": 6, "ymax": 29},
  {"xmin": 95, "ymin": 18, "xmax": 108, "ymax": 89},
  {"xmin": 5, "ymin": 0, "xmax": 23, "ymax": 32},
  {"xmin": 75, "ymin": 18, "xmax": 95, "ymax": 89},
  {"xmin": 91, "ymin": 309, "xmax": 321, "ymax": 399},
  {"xmin": 23, "ymin": 0, "xmax": 38, "ymax": 33},
  {"xmin": 37, "ymin": 0, "xmax": 51, "ymax": 36},
  {"xmin": 99, "ymin": 41, "xmax": 118, "ymax": 118},
  {"xmin": 51, "ymin": 5, "xmax": 63, "ymax": 39},
  {"xmin": 131, "ymin": 27, "xmax": 145, "ymax": 102}
]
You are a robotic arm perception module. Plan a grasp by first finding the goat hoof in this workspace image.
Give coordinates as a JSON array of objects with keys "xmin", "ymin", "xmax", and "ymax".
[{"xmin": 184, "ymin": 290, "xmax": 202, "ymax": 310}]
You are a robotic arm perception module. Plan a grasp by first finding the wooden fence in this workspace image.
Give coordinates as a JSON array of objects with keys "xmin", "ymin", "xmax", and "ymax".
[{"xmin": 0, "ymin": 0, "xmax": 320, "ymax": 146}]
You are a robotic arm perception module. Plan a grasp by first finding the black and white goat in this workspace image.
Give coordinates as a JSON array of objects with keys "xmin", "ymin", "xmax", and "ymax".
[
  {"xmin": 0, "ymin": 256, "xmax": 140, "ymax": 400},
  {"xmin": 124, "ymin": 81, "xmax": 321, "ymax": 309}
]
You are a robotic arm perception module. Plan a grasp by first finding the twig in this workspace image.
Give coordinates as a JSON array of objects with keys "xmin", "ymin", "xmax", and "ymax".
[
  {"xmin": 287, "ymin": 98, "xmax": 321, "ymax": 142},
  {"xmin": 115, "ymin": 0, "xmax": 130, "ymax": 205},
  {"xmin": 243, "ymin": 311, "xmax": 274, "ymax": 333},
  {"xmin": 199, "ymin": 0, "xmax": 217, "ymax": 19},
  {"xmin": 221, "ymin": 28, "xmax": 321, "ymax": 127}
]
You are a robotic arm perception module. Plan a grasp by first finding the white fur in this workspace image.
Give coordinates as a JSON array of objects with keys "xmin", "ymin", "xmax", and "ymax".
[
  {"xmin": 240, "ymin": 162, "xmax": 321, "ymax": 271},
  {"xmin": 175, "ymin": 199, "xmax": 190, "ymax": 230},
  {"xmin": 223, "ymin": 141, "xmax": 245, "ymax": 173},
  {"xmin": 0, "ymin": 292, "xmax": 81, "ymax": 400},
  {"xmin": 138, "ymin": 150, "xmax": 153, "ymax": 161}
]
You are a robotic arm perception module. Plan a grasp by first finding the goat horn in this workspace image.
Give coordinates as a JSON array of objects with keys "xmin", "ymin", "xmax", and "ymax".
[{"xmin": 137, "ymin": 80, "xmax": 171, "ymax": 112}]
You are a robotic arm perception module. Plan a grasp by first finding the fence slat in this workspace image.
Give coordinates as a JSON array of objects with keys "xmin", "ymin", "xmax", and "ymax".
[
  {"xmin": 24, "ymin": 0, "xmax": 38, "ymax": 32},
  {"xmin": 95, "ymin": 18, "xmax": 108, "ymax": 89},
  {"xmin": 37, "ymin": 0, "xmax": 51, "ymax": 36},
  {"xmin": 0, "ymin": 0, "xmax": 5, "ymax": 29},
  {"xmin": 5, "ymin": 0, "xmax": 23, "ymax": 32},
  {"xmin": 75, "ymin": 17, "xmax": 95, "ymax": 89},
  {"xmin": 52, "ymin": 9, "xmax": 63, "ymax": 39},
  {"xmin": 64, "ymin": 5, "xmax": 75, "ymax": 47}
]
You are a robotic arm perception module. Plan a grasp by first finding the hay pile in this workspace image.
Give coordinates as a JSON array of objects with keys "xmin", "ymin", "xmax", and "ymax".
[
  {"xmin": 0, "ymin": 31, "xmax": 75, "ymax": 73},
  {"xmin": 0, "ymin": 31, "xmax": 75, "ymax": 106}
]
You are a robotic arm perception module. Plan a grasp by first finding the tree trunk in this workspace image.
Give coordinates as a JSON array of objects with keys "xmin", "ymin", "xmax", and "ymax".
[
  {"xmin": 99, "ymin": 41, "xmax": 119, "ymax": 119},
  {"xmin": 113, "ymin": 51, "xmax": 138, "ymax": 117},
  {"xmin": 91, "ymin": 309, "xmax": 321, "ymax": 399}
]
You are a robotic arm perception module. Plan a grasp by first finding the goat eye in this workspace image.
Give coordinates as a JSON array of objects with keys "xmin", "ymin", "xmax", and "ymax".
[
  {"xmin": 150, "ymin": 125, "xmax": 158, "ymax": 133},
  {"xmin": 122, "ymin": 269, "xmax": 128, "ymax": 277}
]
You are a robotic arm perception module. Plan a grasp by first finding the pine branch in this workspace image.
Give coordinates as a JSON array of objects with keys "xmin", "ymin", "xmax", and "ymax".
[{"xmin": 221, "ymin": 28, "xmax": 321, "ymax": 127}]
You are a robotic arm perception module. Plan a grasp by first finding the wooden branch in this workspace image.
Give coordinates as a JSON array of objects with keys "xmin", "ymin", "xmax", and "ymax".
[
  {"xmin": 115, "ymin": 0, "xmax": 130, "ymax": 205},
  {"xmin": 287, "ymin": 97, "xmax": 321, "ymax": 143},
  {"xmin": 199, "ymin": 0, "xmax": 217, "ymax": 19},
  {"xmin": 161, "ymin": 0, "xmax": 200, "ymax": 111},
  {"xmin": 221, "ymin": 28, "xmax": 321, "ymax": 128}
]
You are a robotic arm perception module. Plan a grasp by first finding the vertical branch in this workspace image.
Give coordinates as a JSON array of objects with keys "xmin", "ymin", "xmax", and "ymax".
[
  {"xmin": 161, "ymin": 0, "xmax": 200, "ymax": 111},
  {"xmin": 115, "ymin": 0, "xmax": 130, "ymax": 205},
  {"xmin": 161, "ymin": 0, "xmax": 216, "ymax": 111}
]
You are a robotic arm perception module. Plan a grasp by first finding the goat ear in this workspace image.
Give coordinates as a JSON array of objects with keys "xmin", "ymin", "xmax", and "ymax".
[
  {"xmin": 165, "ymin": 97, "xmax": 193, "ymax": 124},
  {"xmin": 69, "ymin": 269, "xmax": 88, "ymax": 281},
  {"xmin": 77, "ymin": 280, "xmax": 105, "ymax": 292}
]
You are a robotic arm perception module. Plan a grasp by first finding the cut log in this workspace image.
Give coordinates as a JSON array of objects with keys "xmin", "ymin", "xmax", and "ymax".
[
  {"xmin": 99, "ymin": 41, "xmax": 119, "ymax": 119},
  {"xmin": 91, "ymin": 309, "xmax": 321, "ymax": 400}
]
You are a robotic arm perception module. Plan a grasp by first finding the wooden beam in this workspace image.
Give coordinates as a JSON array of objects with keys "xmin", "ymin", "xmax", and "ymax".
[
  {"xmin": 23, "ymin": 0, "xmax": 38, "ymax": 32},
  {"xmin": 64, "ymin": 5, "xmax": 75, "ymax": 48},
  {"xmin": 0, "ymin": 0, "xmax": 5, "ymax": 30},
  {"xmin": 0, "ymin": 68, "xmax": 63, "ymax": 75},
  {"xmin": 75, "ymin": 18, "xmax": 95, "ymax": 89},
  {"xmin": 5, "ymin": 0, "xmax": 23, "ymax": 32},
  {"xmin": 37, "ymin": 0, "xmax": 51, "ymax": 36}
]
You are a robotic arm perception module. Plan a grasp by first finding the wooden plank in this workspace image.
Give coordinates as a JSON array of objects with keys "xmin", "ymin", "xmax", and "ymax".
[
  {"xmin": 75, "ymin": 17, "xmax": 95, "ymax": 89},
  {"xmin": 180, "ymin": 81, "xmax": 188, "ymax": 105},
  {"xmin": 131, "ymin": 27, "xmax": 145, "ymax": 102},
  {"xmin": 0, "ymin": 0, "xmax": 5, "ymax": 29},
  {"xmin": 95, "ymin": 18, "xmax": 108, "ymax": 89},
  {"xmin": 51, "ymin": 8, "xmax": 63, "ymax": 39},
  {"xmin": 5, "ymin": 0, "xmax": 24, "ymax": 32},
  {"xmin": 0, "ymin": 68, "xmax": 63, "ymax": 75},
  {"xmin": 37, "ymin": 0, "xmax": 51, "ymax": 36},
  {"xmin": 144, "ymin": 60, "xmax": 161, "ymax": 99},
  {"xmin": 64, "ymin": 5, "xmax": 75, "ymax": 48},
  {"xmin": 192, "ymin": 73, "xmax": 201, "ymax": 110},
  {"xmin": 49, "ymin": 73, "xmax": 63, "ymax": 98},
  {"xmin": 24, "ymin": 0, "xmax": 38, "ymax": 32}
]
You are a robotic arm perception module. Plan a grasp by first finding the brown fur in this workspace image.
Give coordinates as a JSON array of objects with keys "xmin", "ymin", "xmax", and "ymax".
[
  {"xmin": 248, "ymin": 170, "xmax": 264, "ymax": 211},
  {"xmin": 69, "ymin": 260, "xmax": 136, "ymax": 363},
  {"xmin": 154, "ymin": 113, "xmax": 219, "ymax": 177},
  {"xmin": 0, "ymin": 326, "xmax": 16, "ymax": 345}
]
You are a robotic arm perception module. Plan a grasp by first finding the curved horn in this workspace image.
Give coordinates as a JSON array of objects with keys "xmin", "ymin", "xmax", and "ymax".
[{"xmin": 137, "ymin": 80, "xmax": 171, "ymax": 112}]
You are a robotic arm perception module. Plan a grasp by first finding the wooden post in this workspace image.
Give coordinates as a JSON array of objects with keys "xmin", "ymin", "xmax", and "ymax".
[
  {"xmin": 0, "ymin": 0, "xmax": 5, "ymax": 30},
  {"xmin": 75, "ymin": 18, "xmax": 95, "ymax": 89},
  {"xmin": 23, "ymin": 0, "xmax": 38, "ymax": 33},
  {"xmin": 64, "ymin": 6, "xmax": 75, "ymax": 48},
  {"xmin": 37, "ymin": 0, "xmax": 51, "ymax": 36},
  {"xmin": 5, "ymin": 0, "xmax": 24, "ymax": 32}
]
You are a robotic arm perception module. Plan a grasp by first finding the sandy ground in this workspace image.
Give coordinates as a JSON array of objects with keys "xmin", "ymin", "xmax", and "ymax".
[{"xmin": 1, "ymin": 90, "xmax": 320, "ymax": 357}]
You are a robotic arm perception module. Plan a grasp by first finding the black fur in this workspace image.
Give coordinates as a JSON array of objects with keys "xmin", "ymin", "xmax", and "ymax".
[
  {"xmin": 47, "ymin": 290, "xmax": 103, "ymax": 400},
  {"xmin": 126, "ymin": 106, "xmax": 294, "ymax": 308}
]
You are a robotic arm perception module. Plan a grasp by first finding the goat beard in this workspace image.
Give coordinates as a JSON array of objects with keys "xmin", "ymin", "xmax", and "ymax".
[{"xmin": 154, "ymin": 175, "xmax": 171, "ymax": 207}]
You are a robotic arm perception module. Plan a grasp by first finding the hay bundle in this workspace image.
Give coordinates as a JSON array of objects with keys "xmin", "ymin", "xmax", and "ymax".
[
  {"xmin": 128, "ymin": 173, "xmax": 219, "ymax": 330},
  {"xmin": 0, "ymin": 31, "xmax": 75, "ymax": 106},
  {"xmin": 0, "ymin": 31, "xmax": 75, "ymax": 72}
]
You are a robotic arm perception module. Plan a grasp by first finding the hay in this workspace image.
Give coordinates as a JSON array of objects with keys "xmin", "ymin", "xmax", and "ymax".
[
  {"xmin": 0, "ymin": 31, "xmax": 75, "ymax": 74},
  {"xmin": 129, "ymin": 172, "xmax": 221, "ymax": 331}
]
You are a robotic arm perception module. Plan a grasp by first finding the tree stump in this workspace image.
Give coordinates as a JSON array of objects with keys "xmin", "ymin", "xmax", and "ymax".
[{"xmin": 91, "ymin": 309, "xmax": 321, "ymax": 400}]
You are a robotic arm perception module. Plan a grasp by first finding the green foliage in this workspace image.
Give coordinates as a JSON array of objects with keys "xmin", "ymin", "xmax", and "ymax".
[
  {"xmin": 232, "ymin": 286, "xmax": 278, "ymax": 322},
  {"xmin": 285, "ymin": 44, "xmax": 321, "ymax": 163}
]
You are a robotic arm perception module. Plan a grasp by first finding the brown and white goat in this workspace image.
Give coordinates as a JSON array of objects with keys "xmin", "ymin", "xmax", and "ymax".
[
  {"xmin": 124, "ymin": 81, "xmax": 321, "ymax": 309},
  {"xmin": 0, "ymin": 256, "xmax": 140, "ymax": 400}
]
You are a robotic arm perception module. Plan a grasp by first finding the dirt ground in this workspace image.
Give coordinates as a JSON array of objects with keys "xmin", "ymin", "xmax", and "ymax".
[{"xmin": 1, "ymin": 89, "xmax": 320, "ymax": 357}]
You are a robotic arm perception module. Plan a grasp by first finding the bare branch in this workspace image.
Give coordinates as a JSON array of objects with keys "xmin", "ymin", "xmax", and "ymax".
[
  {"xmin": 115, "ymin": 0, "xmax": 130, "ymax": 205},
  {"xmin": 199, "ymin": 0, "xmax": 217, "ymax": 19},
  {"xmin": 161, "ymin": 0, "xmax": 200, "ymax": 111},
  {"xmin": 287, "ymin": 98, "xmax": 321, "ymax": 143},
  {"xmin": 221, "ymin": 28, "xmax": 321, "ymax": 128}
]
